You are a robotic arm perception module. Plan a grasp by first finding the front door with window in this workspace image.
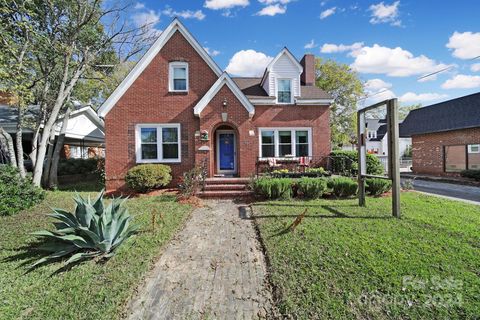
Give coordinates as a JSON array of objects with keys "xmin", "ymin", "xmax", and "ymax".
[{"xmin": 216, "ymin": 130, "xmax": 236, "ymax": 174}]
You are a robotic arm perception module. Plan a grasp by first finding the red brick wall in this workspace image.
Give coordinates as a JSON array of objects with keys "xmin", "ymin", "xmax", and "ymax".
[
  {"xmin": 412, "ymin": 127, "xmax": 480, "ymax": 176},
  {"xmin": 104, "ymin": 30, "xmax": 218, "ymax": 191},
  {"xmin": 104, "ymin": 30, "xmax": 331, "ymax": 192}
]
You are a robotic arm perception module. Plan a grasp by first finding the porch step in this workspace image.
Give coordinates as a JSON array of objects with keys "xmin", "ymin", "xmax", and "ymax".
[
  {"xmin": 204, "ymin": 184, "xmax": 247, "ymax": 191},
  {"xmin": 205, "ymin": 177, "xmax": 251, "ymax": 185},
  {"xmin": 198, "ymin": 190, "xmax": 254, "ymax": 199}
]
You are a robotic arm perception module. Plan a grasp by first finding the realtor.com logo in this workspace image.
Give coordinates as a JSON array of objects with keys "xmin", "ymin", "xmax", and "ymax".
[{"xmin": 350, "ymin": 276, "xmax": 464, "ymax": 308}]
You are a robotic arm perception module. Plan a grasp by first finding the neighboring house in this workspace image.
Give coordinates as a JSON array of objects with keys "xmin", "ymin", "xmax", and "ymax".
[
  {"xmin": 400, "ymin": 92, "xmax": 480, "ymax": 176},
  {"xmin": 0, "ymin": 103, "xmax": 105, "ymax": 164},
  {"xmin": 365, "ymin": 118, "xmax": 411, "ymax": 157},
  {"xmin": 98, "ymin": 18, "xmax": 333, "ymax": 192}
]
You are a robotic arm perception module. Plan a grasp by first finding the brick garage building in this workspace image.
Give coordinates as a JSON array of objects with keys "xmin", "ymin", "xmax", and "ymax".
[
  {"xmin": 400, "ymin": 92, "xmax": 480, "ymax": 176},
  {"xmin": 98, "ymin": 19, "xmax": 332, "ymax": 192}
]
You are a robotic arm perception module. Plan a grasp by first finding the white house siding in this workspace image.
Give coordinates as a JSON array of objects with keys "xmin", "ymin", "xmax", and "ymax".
[{"xmin": 264, "ymin": 53, "xmax": 301, "ymax": 98}]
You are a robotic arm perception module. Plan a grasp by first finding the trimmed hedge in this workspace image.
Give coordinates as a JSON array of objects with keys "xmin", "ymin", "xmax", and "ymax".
[
  {"xmin": 125, "ymin": 164, "xmax": 172, "ymax": 193},
  {"xmin": 0, "ymin": 165, "xmax": 45, "ymax": 216},
  {"xmin": 327, "ymin": 177, "xmax": 358, "ymax": 198},
  {"xmin": 330, "ymin": 150, "xmax": 384, "ymax": 176},
  {"xmin": 58, "ymin": 158, "xmax": 101, "ymax": 176},
  {"xmin": 460, "ymin": 169, "xmax": 480, "ymax": 181},
  {"xmin": 253, "ymin": 178, "xmax": 292, "ymax": 200},
  {"xmin": 366, "ymin": 178, "xmax": 392, "ymax": 196},
  {"xmin": 296, "ymin": 177, "xmax": 328, "ymax": 199}
]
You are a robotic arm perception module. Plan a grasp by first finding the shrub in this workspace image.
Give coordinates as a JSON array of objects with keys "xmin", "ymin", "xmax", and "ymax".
[
  {"xmin": 366, "ymin": 178, "xmax": 392, "ymax": 196},
  {"xmin": 296, "ymin": 177, "xmax": 328, "ymax": 199},
  {"xmin": 0, "ymin": 165, "xmax": 45, "ymax": 216},
  {"xmin": 327, "ymin": 177, "xmax": 358, "ymax": 198},
  {"xmin": 58, "ymin": 158, "xmax": 99, "ymax": 176},
  {"xmin": 125, "ymin": 164, "xmax": 172, "ymax": 193},
  {"xmin": 254, "ymin": 178, "xmax": 292, "ymax": 199},
  {"xmin": 178, "ymin": 165, "xmax": 207, "ymax": 197},
  {"xmin": 330, "ymin": 150, "xmax": 384, "ymax": 176},
  {"xmin": 460, "ymin": 169, "xmax": 480, "ymax": 181},
  {"xmin": 31, "ymin": 191, "xmax": 138, "ymax": 269}
]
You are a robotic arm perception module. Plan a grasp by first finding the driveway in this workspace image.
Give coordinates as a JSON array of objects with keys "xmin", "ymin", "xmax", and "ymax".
[
  {"xmin": 402, "ymin": 178, "xmax": 480, "ymax": 204},
  {"xmin": 126, "ymin": 200, "xmax": 274, "ymax": 320}
]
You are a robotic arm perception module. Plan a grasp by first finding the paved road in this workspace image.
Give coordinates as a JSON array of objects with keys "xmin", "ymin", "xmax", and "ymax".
[
  {"xmin": 402, "ymin": 178, "xmax": 480, "ymax": 204},
  {"xmin": 127, "ymin": 200, "xmax": 273, "ymax": 320}
]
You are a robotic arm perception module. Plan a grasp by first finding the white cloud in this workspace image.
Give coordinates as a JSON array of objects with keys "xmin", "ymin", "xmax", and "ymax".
[
  {"xmin": 399, "ymin": 92, "xmax": 448, "ymax": 103},
  {"xmin": 204, "ymin": 47, "xmax": 221, "ymax": 56},
  {"xmin": 304, "ymin": 39, "xmax": 317, "ymax": 49},
  {"xmin": 418, "ymin": 74, "xmax": 437, "ymax": 82},
  {"xmin": 162, "ymin": 7, "xmax": 206, "ymax": 20},
  {"xmin": 369, "ymin": 1, "xmax": 401, "ymax": 26},
  {"xmin": 471, "ymin": 63, "xmax": 480, "ymax": 72},
  {"xmin": 132, "ymin": 10, "xmax": 160, "ymax": 28},
  {"xmin": 320, "ymin": 7, "xmax": 336, "ymax": 19},
  {"xmin": 256, "ymin": 4, "xmax": 286, "ymax": 16},
  {"xmin": 320, "ymin": 42, "xmax": 364, "ymax": 56},
  {"xmin": 446, "ymin": 31, "xmax": 480, "ymax": 60},
  {"xmin": 351, "ymin": 44, "xmax": 448, "ymax": 77},
  {"xmin": 226, "ymin": 49, "xmax": 273, "ymax": 76},
  {"xmin": 364, "ymin": 78, "xmax": 392, "ymax": 92},
  {"xmin": 204, "ymin": 0, "xmax": 249, "ymax": 10},
  {"xmin": 134, "ymin": 2, "xmax": 145, "ymax": 10},
  {"xmin": 441, "ymin": 74, "xmax": 480, "ymax": 89},
  {"xmin": 259, "ymin": 0, "xmax": 291, "ymax": 4}
]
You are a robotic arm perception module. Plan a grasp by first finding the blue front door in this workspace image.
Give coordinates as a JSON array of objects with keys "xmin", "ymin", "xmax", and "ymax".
[{"xmin": 218, "ymin": 132, "xmax": 235, "ymax": 172}]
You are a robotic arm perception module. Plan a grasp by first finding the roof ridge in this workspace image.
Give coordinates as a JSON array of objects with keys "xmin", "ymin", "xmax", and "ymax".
[{"xmin": 410, "ymin": 91, "xmax": 480, "ymax": 113}]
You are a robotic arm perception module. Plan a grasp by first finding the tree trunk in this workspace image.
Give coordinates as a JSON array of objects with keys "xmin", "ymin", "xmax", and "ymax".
[
  {"xmin": 0, "ymin": 127, "xmax": 17, "ymax": 167},
  {"xmin": 30, "ymin": 81, "xmax": 50, "ymax": 168},
  {"xmin": 42, "ymin": 128, "xmax": 57, "ymax": 187},
  {"xmin": 16, "ymin": 107, "xmax": 26, "ymax": 178},
  {"xmin": 47, "ymin": 107, "xmax": 71, "ymax": 189}
]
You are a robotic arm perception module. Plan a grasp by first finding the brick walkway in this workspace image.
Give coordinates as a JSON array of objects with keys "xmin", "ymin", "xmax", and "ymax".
[{"xmin": 126, "ymin": 200, "xmax": 274, "ymax": 320}]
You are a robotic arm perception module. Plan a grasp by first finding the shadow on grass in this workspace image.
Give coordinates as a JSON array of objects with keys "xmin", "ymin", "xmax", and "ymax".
[{"xmin": 58, "ymin": 180, "xmax": 104, "ymax": 192}]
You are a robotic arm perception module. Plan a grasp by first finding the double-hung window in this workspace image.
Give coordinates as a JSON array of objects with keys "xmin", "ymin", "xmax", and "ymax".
[
  {"xmin": 259, "ymin": 128, "xmax": 311, "ymax": 158},
  {"xmin": 277, "ymin": 79, "xmax": 292, "ymax": 104},
  {"xmin": 169, "ymin": 62, "xmax": 188, "ymax": 92},
  {"xmin": 136, "ymin": 124, "xmax": 181, "ymax": 163}
]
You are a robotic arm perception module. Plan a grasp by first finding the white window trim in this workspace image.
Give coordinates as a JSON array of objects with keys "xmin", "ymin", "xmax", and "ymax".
[
  {"xmin": 135, "ymin": 123, "xmax": 181, "ymax": 163},
  {"xmin": 258, "ymin": 127, "xmax": 312, "ymax": 159},
  {"xmin": 169, "ymin": 62, "xmax": 189, "ymax": 92},
  {"xmin": 276, "ymin": 78, "xmax": 293, "ymax": 104},
  {"xmin": 468, "ymin": 144, "xmax": 480, "ymax": 153}
]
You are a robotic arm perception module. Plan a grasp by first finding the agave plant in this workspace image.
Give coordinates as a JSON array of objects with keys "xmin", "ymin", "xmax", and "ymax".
[{"xmin": 31, "ymin": 190, "xmax": 139, "ymax": 269}]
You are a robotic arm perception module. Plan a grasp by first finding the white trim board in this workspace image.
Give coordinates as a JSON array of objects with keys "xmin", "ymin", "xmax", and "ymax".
[
  {"xmin": 98, "ymin": 18, "xmax": 222, "ymax": 118},
  {"xmin": 260, "ymin": 47, "xmax": 303, "ymax": 87},
  {"xmin": 193, "ymin": 73, "xmax": 255, "ymax": 118}
]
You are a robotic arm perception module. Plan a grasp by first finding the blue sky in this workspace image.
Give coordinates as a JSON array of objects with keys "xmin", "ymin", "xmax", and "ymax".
[{"xmin": 127, "ymin": 0, "xmax": 480, "ymax": 107}]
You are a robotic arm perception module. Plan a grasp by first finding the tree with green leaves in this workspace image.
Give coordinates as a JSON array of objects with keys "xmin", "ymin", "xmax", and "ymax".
[{"xmin": 315, "ymin": 58, "xmax": 364, "ymax": 150}]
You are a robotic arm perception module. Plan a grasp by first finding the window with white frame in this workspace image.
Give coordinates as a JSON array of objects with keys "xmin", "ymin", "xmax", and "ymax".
[
  {"xmin": 277, "ymin": 79, "xmax": 292, "ymax": 103},
  {"xmin": 259, "ymin": 128, "xmax": 311, "ymax": 158},
  {"xmin": 169, "ymin": 62, "xmax": 188, "ymax": 92},
  {"xmin": 367, "ymin": 130, "xmax": 377, "ymax": 139},
  {"xmin": 136, "ymin": 124, "xmax": 181, "ymax": 163},
  {"xmin": 468, "ymin": 144, "xmax": 480, "ymax": 153}
]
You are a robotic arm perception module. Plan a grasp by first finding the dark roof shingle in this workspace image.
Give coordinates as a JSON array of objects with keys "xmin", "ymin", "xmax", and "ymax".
[{"xmin": 399, "ymin": 92, "xmax": 480, "ymax": 137}]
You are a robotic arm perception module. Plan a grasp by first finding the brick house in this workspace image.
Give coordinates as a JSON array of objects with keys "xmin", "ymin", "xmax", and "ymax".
[
  {"xmin": 98, "ymin": 19, "xmax": 332, "ymax": 192},
  {"xmin": 400, "ymin": 92, "xmax": 480, "ymax": 176}
]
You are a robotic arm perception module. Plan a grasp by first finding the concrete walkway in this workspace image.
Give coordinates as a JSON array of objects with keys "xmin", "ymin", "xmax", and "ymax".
[{"xmin": 126, "ymin": 200, "xmax": 274, "ymax": 320}]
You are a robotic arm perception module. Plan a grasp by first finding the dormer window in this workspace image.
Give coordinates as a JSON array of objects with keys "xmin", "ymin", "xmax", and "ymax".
[
  {"xmin": 277, "ymin": 79, "xmax": 292, "ymax": 104},
  {"xmin": 169, "ymin": 62, "xmax": 188, "ymax": 92},
  {"xmin": 367, "ymin": 130, "xmax": 377, "ymax": 139}
]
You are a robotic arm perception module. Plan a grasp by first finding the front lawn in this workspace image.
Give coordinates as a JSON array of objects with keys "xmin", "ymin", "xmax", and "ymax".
[
  {"xmin": 252, "ymin": 192, "xmax": 480, "ymax": 319},
  {"xmin": 0, "ymin": 190, "xmax": 192, "ymax": 320}
]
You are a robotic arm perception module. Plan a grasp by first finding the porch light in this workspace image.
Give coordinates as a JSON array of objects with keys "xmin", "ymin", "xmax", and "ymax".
[{"xmin": 222, "ymin": 98, "xmax": 228, "ymax": 107}]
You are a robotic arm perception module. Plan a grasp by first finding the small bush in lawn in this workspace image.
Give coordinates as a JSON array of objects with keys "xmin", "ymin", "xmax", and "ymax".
[
  {"xmin": 254, "ymin": 178, "xmax": 292, "ymax": 199},
  {"xmin": 297, "ymin": 177, "xmax": 328, "ymax": 199},
  {"xmin": 178, "ymin": 165, "xmax": 206, "ymax": 198},
  {"xmin": 366, "ymin": 178, "xmax": 392, "ymax": 196},
  {"xmin": 460, "ymin": 169, "xmax": 480, "ymax": 181},
  {"xmin": 125, "ymin": 164, "xmax": 172, "ymax": 193},
  {"xmin": 0, "ymin": 165, "xmax": 45, "ymax": 216},
  {"xmin": 327, "ymin": 177, "xmax": 358, "ymax": 198}
]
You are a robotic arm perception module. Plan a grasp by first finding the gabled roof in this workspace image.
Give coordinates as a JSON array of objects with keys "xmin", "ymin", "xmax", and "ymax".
[
  {"xmin": 97, "ymin": 18, "xmax": 222, "ymax": 118},
  {"xmin": 399, "ymin": 92, "xmax": 480, "ymax": 137},
  {"xmin": 260, "ymin": 47, "xmax": 303, "ymax": 86},
  {"xmin": 194, "ymin": 73, "xmax": 255, "ymax": 118}
]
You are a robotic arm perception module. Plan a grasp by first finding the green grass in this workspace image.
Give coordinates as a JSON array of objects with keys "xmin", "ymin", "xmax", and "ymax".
[
  {"xmin": 252, "ymin": 192, "xmax": 480, "ymax": 319},
  {"xmin": 0, "ymin": 190, "xmax": 192, "ymax": 320}
]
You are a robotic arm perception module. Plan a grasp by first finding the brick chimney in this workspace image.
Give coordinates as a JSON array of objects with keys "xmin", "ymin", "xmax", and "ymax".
[{"xmin": 300, "ymin": 54, "xmax": 315, "ymax": 86}]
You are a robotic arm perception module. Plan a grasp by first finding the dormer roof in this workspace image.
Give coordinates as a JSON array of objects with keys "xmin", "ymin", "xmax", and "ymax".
[{"xmin": 260, "ymin": 47, "xmax": 303, "ymax": 87}]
